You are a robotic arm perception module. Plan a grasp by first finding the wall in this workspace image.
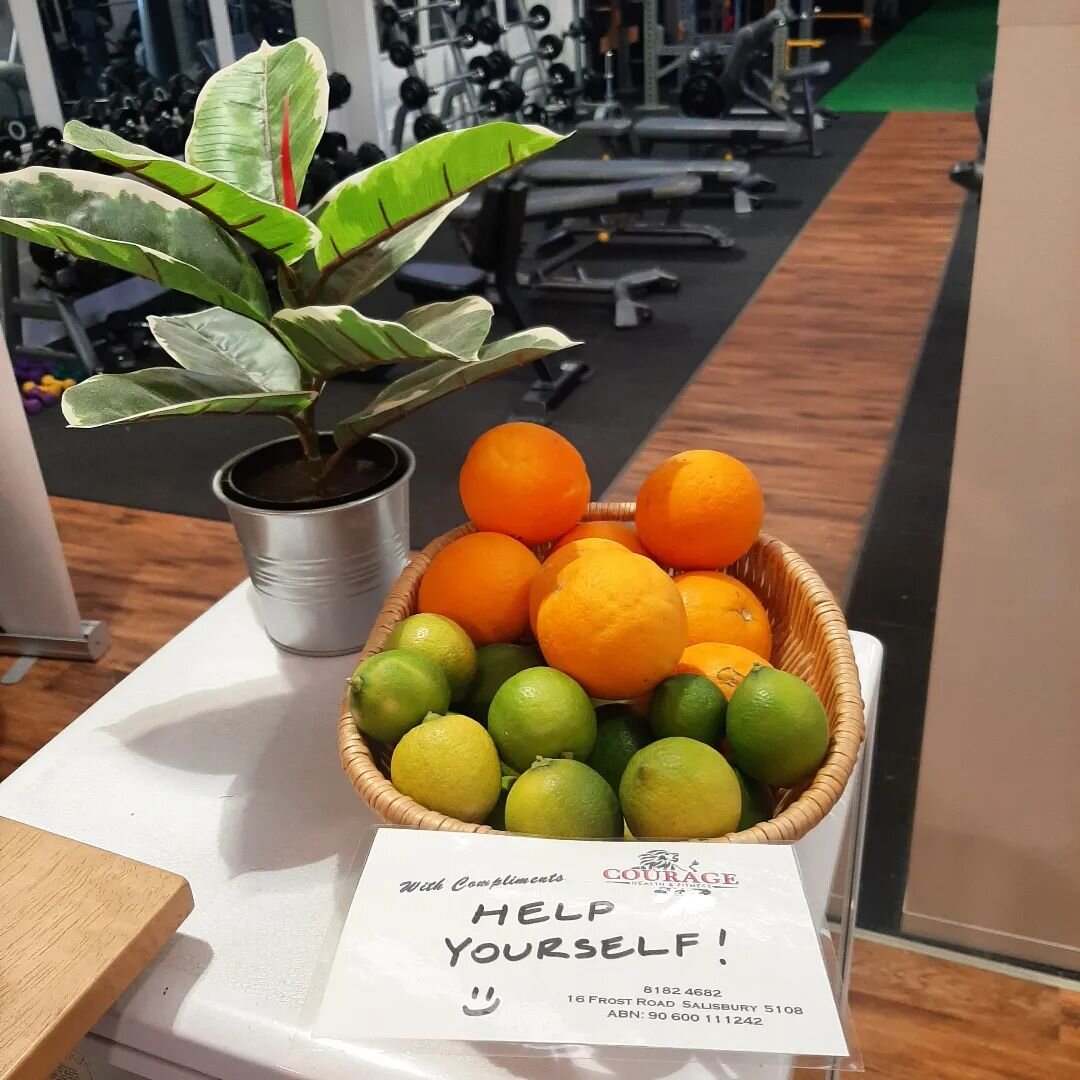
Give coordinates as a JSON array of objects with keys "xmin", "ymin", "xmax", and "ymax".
[{"xmin": 903, "ymin": 0, "xmax": 1080, "ymax": 972}]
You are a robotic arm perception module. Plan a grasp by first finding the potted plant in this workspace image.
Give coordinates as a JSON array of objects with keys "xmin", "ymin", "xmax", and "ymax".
[{"xmin": 0, "ymin": 39, "xmax": 575, "ymax": 656}]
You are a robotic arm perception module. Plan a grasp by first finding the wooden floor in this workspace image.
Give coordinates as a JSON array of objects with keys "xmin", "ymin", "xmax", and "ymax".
[
  {"xmin": 7, "ymin": 113, "xmax": 1080, "ymax": 1076},
  {"xmin": 610, "ymin": 112, "xmax": 969, "ymax": 599}
]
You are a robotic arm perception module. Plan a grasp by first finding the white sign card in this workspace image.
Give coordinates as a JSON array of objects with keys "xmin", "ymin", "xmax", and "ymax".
[{"xmin": 316, "ymin": 829, "xmax": 847, "ymax": 1058}]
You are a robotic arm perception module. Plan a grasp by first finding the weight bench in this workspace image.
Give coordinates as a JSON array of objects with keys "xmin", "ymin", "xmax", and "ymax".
[
  {"xmin": 522, "ymin": 156, "xmax": 763, "ymax": 215},
  {"xmin": 572, "ymin": 118, "xmax": 777, "ymax": 213},
  {"xmin": 442, "ymin": 175, "xmax": 700, "ymax": 328}
]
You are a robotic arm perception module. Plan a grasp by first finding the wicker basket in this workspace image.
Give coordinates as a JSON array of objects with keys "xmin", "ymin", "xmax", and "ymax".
[{"xmin": 339, "ymin": 502, "xmax": 865, "ymax": 843}]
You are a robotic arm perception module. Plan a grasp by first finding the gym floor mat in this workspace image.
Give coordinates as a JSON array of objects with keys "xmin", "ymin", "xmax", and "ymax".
[
  {"xmin": 29, "ymin": 117, "xmax": 882, "ymax": 547},
  {"xmin": 823, "ymin": 0, "xmax": 998, "ymax": 113}
]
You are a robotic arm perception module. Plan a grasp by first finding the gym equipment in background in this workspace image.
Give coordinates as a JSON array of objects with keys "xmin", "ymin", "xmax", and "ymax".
[{"xmin": 949, "ymin": 71, "xmax": 991, "ymax": 195}]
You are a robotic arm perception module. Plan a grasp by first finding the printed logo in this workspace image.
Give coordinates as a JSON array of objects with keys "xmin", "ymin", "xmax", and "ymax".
[{"xmin": 602, "ymin": 849, "xmax": 739, "ymax": 895}]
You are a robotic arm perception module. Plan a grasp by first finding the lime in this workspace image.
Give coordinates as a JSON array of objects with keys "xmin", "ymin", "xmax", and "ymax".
[
  {"xmin": 459, "ymin": 643, "xmax": 544, "ymax": 722},
  {"xmin": 488, "ymin": 667, "xmax": 597, "ymax": 772},
  {"xmin": 385, "ymin": 613, "xmax": 477, "ymax": 701},
  {"xmin": 734, "ymin": 767, "xmax": 775, "ymax": 830},
  {"xmin": 391, "ymin": 712, "xmax": 501, "ymax": 823},
  {"xmin": 648, "ymin": 673, "xmax": 727, "ymax": 744},
  {"xmin": 619, "ymin": 737, "xmax": 741, "ymax": 839},
  {"xmin": 727, "ymin": 667, "xmax": 829, "ymax": 786},
  {"xmin": 587, "ymin": 704, "xmax": 651, "ymax": 792},
  {"xmin": 504, "ymin": 758, "xmax": 621, "ymax": 838},
  {"xmin": 349, "ymin": 649, "xmax": 450, "ymax": 744}
]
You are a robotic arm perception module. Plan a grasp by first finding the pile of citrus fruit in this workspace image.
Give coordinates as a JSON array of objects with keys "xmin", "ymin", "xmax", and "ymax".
[{"xmin": 349, "ymin": 423, "xmax": 830, "ymax": 840}]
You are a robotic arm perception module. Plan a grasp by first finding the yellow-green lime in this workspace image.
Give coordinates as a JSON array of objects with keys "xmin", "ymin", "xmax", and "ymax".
[
  {"xmin": 726, "ymin": 667, "xmax": 829, "ymax": 786},
  {"xmin": 619, "ymin": 737, "xmax": 742, "ymax": 839},
  {"xmin": 734, "ymin": 766, "xmax": 775, "ymax": 830},
  {"xmin": 648, "ymin": 673, "xmax": 727, "ymax": 744},
  {"xmin": 385, "ymin": 613, "xmax": 477, "ymax": 701},
  {"xmin": 587, "ymin": 704, "xmax": 651, "ymax": 792},
  {"xmin": 488, "ymin": 667, "xmax": 596, "ymax": 772},
  {"xmin": 349, "ymin": 649, "xmax": 450, "ymax": 744},
  {"xmin": 460, "ymin": 643, "xmax": 544, "ymax": 722},
  {"xmin": 391, "ymin": 712, "xmax": 501, "ymax": 823},
  {"xmin": 504, "ymin": 758, "xmax": 621, "ymax": 838}
]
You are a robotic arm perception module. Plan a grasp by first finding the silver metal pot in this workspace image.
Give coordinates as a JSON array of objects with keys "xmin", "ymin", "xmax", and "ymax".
[{"xmin": 213, "ymin": 434, "xmax": 415, "ymax": 657}]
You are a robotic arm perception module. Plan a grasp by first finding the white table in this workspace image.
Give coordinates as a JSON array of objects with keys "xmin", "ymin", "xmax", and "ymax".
[{"xmin": 0, "ymin": 584, "xmax": 881, "ymax": 1080}]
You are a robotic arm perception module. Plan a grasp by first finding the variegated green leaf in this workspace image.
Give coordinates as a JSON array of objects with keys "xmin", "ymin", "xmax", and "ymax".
[
  {"xmin": 61, "ymin": 368, "xmax": 315, "ymax": 427},
  {"xmin": 300, "ymin": 123, "xmax": 562, "ymax": 301},
  {"xmin": 147, "ymin": 308, "xmax": 302, "ymax": 391},
  {"xmin": 400, "ymin": 296, "xmax": 493, "ymax": 358},
  {"xmin": 63, "ymin": 121, "xmax": 319, "ymax": 263},
  {"xmin": 0, "ymin": 167, "xmax": 270, "ymax": 322},
  {"xmin": 332, "ymin": 326, "xmax": 578, "ymax": 449},
  {"xmin": 284, "ymin": 197, "xmax": 465, "ymax": 306},
  {"xmin": 271, "ymin": 300, "xmax": 490, "ymax": 380},
  {"xmin": 186, "ymin": 38, "xmax": 327, "ymax": 204}
]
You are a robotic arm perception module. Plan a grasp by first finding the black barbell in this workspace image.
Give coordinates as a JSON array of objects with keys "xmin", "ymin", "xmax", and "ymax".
[
  {"xmin": 387, "ymin": 25, "xmax": 478, "ymax": 69},
  {"xmin": 475, "ymin": 4, "xmax": 551, "ymax": 44},
  {"xmin": 412, "ymin": 83, "xmax": 526, "ymax": 140},
  {"xmin": 398, "ymin": 53, "xmax": 505, "ymax": 108}
]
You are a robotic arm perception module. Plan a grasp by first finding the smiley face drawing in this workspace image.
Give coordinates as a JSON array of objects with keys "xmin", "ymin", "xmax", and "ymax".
[{"xmin": 462, "ymin": 986, "xmax": 501, "ymax": 1016}]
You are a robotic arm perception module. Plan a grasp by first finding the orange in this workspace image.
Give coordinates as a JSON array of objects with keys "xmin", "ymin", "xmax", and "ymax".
[
  {"xmin": 551, "ymin": 522, "xmax": 649, "ymax": 557},
  {"xmin": 536, "ymin": 550, "xmax": 687, "ymax": 700},
  {"xmin": 459, "ymin": 423, "xmax": 591, "ymax": 545},
  {"xmin": 528, "ymin": 537, "xmax": 627, "ymax": 634},
  {"xmin": 676, "ymin": 641, "xmax": 772, "ymax": 700},
  {"xmin": 635, "ymin": 450, "xmax": 764, "ymax": 570},
  {"xmin": 418, "ymin": 532, "xmax": 541, "ymax": 645},
  {"xmin": 675, "ymin": 571, "xmax": 773, "ymax": 660}
]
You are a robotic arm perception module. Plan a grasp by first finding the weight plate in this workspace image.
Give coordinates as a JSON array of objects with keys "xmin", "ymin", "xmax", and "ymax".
[
  {"xmin": 413, "ymin": 112, "xmax": 447, "ymax": 140},
  {"xmin": 501, "ymin": 82, "xmax": 525, "ymax": 110},
  {"xmin": 680, "ymin": 73, "xmax": 725, "ymax": 117},
  {"xmin": 476, "ymin": 16, "xmax": 501, "ymax": 44},
  {"xmin": 538, "ymin": 33, "xmax": 563, "ymax": 59},
  {"xmin": 459, "ymin": 26, "xmax": 478, "ymax": 48},
  {"xmin": 399, "ymin": 75, "xmax": 430, "ymax": 108},
  {"xmin": 388, "ymin": 40, "xmax": 417, "ymax": 67},
  {"xmin": 529, "ymin": 4, "xmax": 551, "ymax": 29},
  {"xmin": 547, "ymin": 62, "xmax": 573, "ymax": 88}
]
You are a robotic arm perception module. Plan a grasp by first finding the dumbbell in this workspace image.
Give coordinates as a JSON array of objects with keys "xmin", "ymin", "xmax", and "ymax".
[
  {"xmin": 398, "ymin": 53, "xmax": 504, "ymax": 108},
  {"xmin": 316, "ymin": 131, "xmax": 359, "ymax": 179},
  {"xmin": 483, "ymin": 33, "xmax": 563, "ymax": 78},
  {"xmin": 387, "ymin": 25, "xmax": 478, "ymax": 68},
  {"xmin": 378, "ymin": 0, "xmax": 484, "ymax": 27},
  {"xmin": 565, "ymin": 13, "xmax": 597, "ymax": 40},
  {"xmin": 412, "ymin": 83, "xmax": 526, "ymax": 140},
  {"xmin": 475, "ymin": 4, "xmax": 551, "ymax": 45},
  {"xmin": 356, "ymin": 142, "xmax": 388, "ymax": 167},
  {"xmin": 301, "ymin": 157, "xmax": 337, "ymax": 206}
]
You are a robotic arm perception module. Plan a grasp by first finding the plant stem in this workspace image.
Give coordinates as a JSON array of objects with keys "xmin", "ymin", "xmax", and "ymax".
[
  {"xmin": 289, "ymin": 409, "xmax": 326, "ymax": 494},
  {"xmin": 319, "ymin": 439, "xmax": 351, "ymax": 483}
]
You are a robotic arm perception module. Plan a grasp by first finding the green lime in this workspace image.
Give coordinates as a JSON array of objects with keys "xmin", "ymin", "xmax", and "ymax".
[
  {"xmin": 391, "ymin": 712, "xmax": 501, "ymax": 823},
  {"xmin": 619, "ymin": 737, "xmax": 741, "ymax": 839},
  {"xmin": 727, "ymin": 667, "xmax": 829, "ymax": 786},
  {"xmin": 734, "ymin": 766, "xmax": 775, "ymax": 830},
  {"xmin": 504, "ymin": 758, "xmax": 621, "ymax": 839},
  {"xmin": 488, "ymin": 667, "xmax": 597, "ymax": 772},
  {"xmin": 349, "ymin": 649, "xmax": 450, "ymax": 744},
  {"xmin": 587, "ymin": 704, "xmax": 651, "ymax": 792},
  {"xmin": 459, "ymin": 643, "xmax": 544, "ymax": 722},
  {"xmin": 648, "ymin": 673, "xmax": 727, "ymax": 744},
  {"xmin": 385, "ymin": 613, "xmax": 478, "ymax": 701}
]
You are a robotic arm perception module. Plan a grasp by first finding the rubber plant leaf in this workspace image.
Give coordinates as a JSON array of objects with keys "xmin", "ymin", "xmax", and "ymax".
[
  {"xmin": 297, "ymin": 123, "xmax": 563, "ymax": 302},
  {"xmin": 0, "ymin": 167, "xmax": 270, "ymax": 323},
  {"xmin": 332, "ymin": 326, "xmax": 579, "ymax": 449},
  {"xmin": 61, "ymin": 368, "xmax": 315, "ymax": 428},
  {"xmin": 62, "ymin": 121, "xmax": 319, "ymax": 263},
  {"xmin": 147, "ymin": 308, "xmax": 303, "ymax": 391},
  {"xmin": 280, "ymin": 197, "xmax": 465, "ymax": 306},
  {"xmin": 271, "ymin": 296, "xmax": 494, "ymax": 380},
  {"xmin": 186, "ymin": 38, "xmax": 328, "ymax": 205}
]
